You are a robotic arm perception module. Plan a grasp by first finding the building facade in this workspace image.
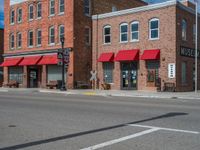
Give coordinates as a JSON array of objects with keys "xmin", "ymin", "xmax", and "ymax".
[
  {"xmin": 2, "ymin": 0, "xmax": 146, "ymax": 89},
  {"xmin": 92, "ymin": 0, "xmax": 200, "ymax": 92}
]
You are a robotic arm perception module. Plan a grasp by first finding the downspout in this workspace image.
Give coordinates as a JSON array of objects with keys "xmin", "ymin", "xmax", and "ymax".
[{"xmin": 96, "ymin": 14, "xmax": 99, "ymax": 89}]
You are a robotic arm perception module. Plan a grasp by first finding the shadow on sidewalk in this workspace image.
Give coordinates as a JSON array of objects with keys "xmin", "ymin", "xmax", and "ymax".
[{"xmin": 0, "ymin": 112, "xmax": 188, "ymax": 150}]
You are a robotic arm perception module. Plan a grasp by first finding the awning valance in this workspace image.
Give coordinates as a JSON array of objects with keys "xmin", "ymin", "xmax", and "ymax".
[
  {"xmin": 37, "ymin": 55, "xmax": 58, "ymax": 65},
  {"xmin": 98, "ymin": 52, "xmax": 114, "ymax": 62},
  {"xmin": 0, "ymin": 57, "xmax": 23, "ymax": 67},
  {"xmin": 141, "ymin": 49, "xmax": 160, "ymax": 60},
  {"xmin": 114, "ymin": 50, "xmax": 139, "ymax": 61}
]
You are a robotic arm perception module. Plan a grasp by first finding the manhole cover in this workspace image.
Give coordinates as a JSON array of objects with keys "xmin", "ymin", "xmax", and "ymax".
[{"xmin": 8, "ymin": 125, "xmax": 16, "ymax": 128}]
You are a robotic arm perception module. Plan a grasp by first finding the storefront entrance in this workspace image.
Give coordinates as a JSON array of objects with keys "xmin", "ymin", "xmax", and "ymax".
[
  {"xmin": 29, "ymin": 68, "xmax": 39, "ymax": 88},
  {"xmin": 121, "ymin": 62, "xmax": 137, "ymax": 90}
]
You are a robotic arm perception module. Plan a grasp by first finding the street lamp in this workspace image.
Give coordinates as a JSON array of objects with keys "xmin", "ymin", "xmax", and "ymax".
[
  {"xmin": 60, "ymin": 37, "xmax": 66, "ymax": 91},
  {"xmin": 195, "ymin": 0, "xmax": 198, "ymax": 93}
]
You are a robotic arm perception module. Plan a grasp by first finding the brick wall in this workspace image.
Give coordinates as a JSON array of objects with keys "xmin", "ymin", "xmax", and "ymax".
[{"xmin": 0, "ymin": 29, "xmax": 3, "ymax": 63}]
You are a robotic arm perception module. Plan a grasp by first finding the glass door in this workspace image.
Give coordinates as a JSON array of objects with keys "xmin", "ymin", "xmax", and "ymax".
[
  {"xmin": 121, "ymin": 62, "xmax": 137, "ymax": 90},
  {"xmin": 29, "ymin": 69, "xmax": 38, "ymax": 88}
]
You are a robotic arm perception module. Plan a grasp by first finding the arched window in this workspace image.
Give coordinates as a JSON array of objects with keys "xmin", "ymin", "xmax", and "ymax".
[
  {"xmin": 131, "ymin": 21, "xmax": 139, "ymax": 42},
  {"xmin": 120, "ymin": 23, "xmax": 128, "ymax": 42},
  {"xmin": 103, "ymin": 25, "xmax": 111, "ymax": 44},
  {"xmin": 149, "ymin": 18, "xmax": 159, "ymax": 40},
  {"xmin": 28, "ymin": 30, "xmax": 34, "ymax": 47},
  {"xmin": 59, "ymin": 25, "xmax": 65, "ymax": 43},
  {"xmin": 17, "ymin": 32, "xmax": 22, "ymax": 48},
  {"xmin": 182, "ymin": 19, "xmax": 187, "ymax": 41},
  {"xmin": 37, "ymin": 2, "xmax": 42, "ymax": 18},
  {"xmin": 17, "ymin": 8, "xmax": 22, "ymax": 23},
  {"xmin": 49, "ymin": 26, "xmax": 55, "ymax": 44},
  {"xmin": 59, "ymin": 0, "xmax": 65, "ymax": 14},
  {"xmin": 10, "ymin": 33, "xmax": 15, "ymax": 49},
  {"xmin": 36, "ymin": 29, "xmax": 42, "ymax": 46},
  {"xmin": 10, "ymin": 9, "xmax": 15, "ymax": 24},
  {"xmin": 49, "ymin": 0, "xmax": 55, "ymax": 16},
  {"xmin": 29, "ymin": 4, "xmax": 34, "ymax": 20}
]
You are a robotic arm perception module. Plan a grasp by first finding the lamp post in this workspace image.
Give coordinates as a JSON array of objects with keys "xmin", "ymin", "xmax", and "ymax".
[
  {"xmin": 60, "ymin": 37, "xmax": 66, "ymax": 91},
  {"xmin": 195, "ymin": 0, "xmax": 198, "ymax": 93}
]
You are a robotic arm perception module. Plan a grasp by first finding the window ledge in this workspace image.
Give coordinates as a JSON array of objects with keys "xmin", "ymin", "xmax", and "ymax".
[
  {"xmin": 58, "ymin": 12, "xmax": 64, "ymax": 16},
  {"xmin": 10, "ymin": 23, "xmax": 15, "ymax": 26},
  {"xmin": 49, "ymin": 43, "xmax": 55, "ymax": 46},
  {"xmin": 103, "ymin": 43, "xmax": 111, "ymax": 45},
  {"xmin": 36, "ymin": 17, "xmax": 42, "ymax": 20},
  {"xmin": 49, "ymin": 14, "xmax": 55, "ymax": 18},
  {"xmin": 28, "ymin": 46, "xmax": 34, "ymax": 48},
  {"xmin": 149, "ymin": 38, "xmax": 159, "ymax": 41},
  {"xmin": 120, "ymin": 41, "xmax": 128, "ymax": 44},
  {"xmin": 130, "ymin": 40, "xmax": 139, "ymax": 43}
]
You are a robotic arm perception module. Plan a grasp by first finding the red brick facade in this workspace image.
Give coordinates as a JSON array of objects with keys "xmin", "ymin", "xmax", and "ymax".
[
  {"xmin": 92, "ymin": 1, "xmax": 200, "ymax": 91},
  {"xmin": 3, "ymin": 0, "xmax": 145, "ymax": 89}
]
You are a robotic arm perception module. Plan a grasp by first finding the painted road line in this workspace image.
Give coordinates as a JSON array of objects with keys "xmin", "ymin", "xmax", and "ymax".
[
  {"xmin": 80, "ymin": 128, "xmax": 159, "ymax": 150},
  {"xmin": 127, "ymin": 124, "xmax": 199, "ymax": 134}
]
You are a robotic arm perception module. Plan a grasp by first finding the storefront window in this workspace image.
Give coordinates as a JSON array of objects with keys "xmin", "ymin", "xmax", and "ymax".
[
  {"xmin": 9, "ymin": 67, "xmax": 23, "ymax": 84},
  {"xmin": 103, "ymin": 63, "xmax": 114, "ymax": 83}
]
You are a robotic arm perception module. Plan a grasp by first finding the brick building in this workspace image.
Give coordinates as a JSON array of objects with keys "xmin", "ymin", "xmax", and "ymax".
[
  {"xmin": 92, "ymin": 0, "xmax": 200, "ymax": 92},
  {"xmin": 0, "ymin": 29, "xmax": 4, "ymax": 86},
  {"xmin": 2, "ymin": 0, "xmax": 146, "ymax": 88}
]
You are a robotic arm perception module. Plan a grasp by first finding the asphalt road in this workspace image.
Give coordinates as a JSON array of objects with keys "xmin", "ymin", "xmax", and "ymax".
[{"xmin": 0, "ymin": 91, "xmax": 199, "ymax": 150}]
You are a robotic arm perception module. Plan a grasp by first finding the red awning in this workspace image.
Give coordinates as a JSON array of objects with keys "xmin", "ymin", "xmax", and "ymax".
[
  {"xmin": 114, "ymin": 50, "xmax": 139, "ymax": 61},
  {"xmin": 0, "ymin": 57, "xmax": 23, "ymax": 67},
  {"xmin": 141, "ymin": 49, "xmax": 160, "ymax": 60},
  {"xmin": 37, "ymin": 55, "xmax": 58, "ymax": 65},
  {"xmin": 18, "ymin": 56, "xmax": 42, "ymax": 66},
  {"xmin": 98, "ymin": 52, "xmax": 114, "ymax": 62}
]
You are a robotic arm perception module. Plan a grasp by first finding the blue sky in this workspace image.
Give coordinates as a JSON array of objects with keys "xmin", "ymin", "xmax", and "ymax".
[{"xmin": 0, "ymin": 0, "xmax": 198, "ymax": 29}]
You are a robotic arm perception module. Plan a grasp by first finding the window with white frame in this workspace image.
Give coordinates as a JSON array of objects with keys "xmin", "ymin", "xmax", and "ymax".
[
  {"xmin": 10, "ymin": 33, "xmax": 15, "ymax": 49},
  {"xmin": 29, "ymin": 4, "xmax": 34, "ymax": 20},
  {"xmin": 36, "ymin": 29, "xmax": 42, "ymax": 46},
  {"xmin": 59, "ymin": 25, "xmax": 64, "ymax": 43},
  {"xmin": 131, "ymin": 21, "xmax": 139, "ymax": 41},
  {"xmin": 49, "ymin": 0, "xmax": 55, "ymax": 16},
  {"xmin": 103, "ymin": 63, "xmax": 114, "ymax": 83},
  {"xmin": 17, "ymin": 8, "xmax": 22, "ymax": 23},
  {"xmin": 37, "ymin": 2, "xmax": 42, "ymax": 18},
  {"xmin": 84, "ymin": 0, "xmax": 91, "ymax": 16},
  {"xmin": 182, "ymin": 19, "xmax": 187, "ymax": 41},
  {"xmin": 149, "ymin": 18, "xmax": 159, "ymax": 40},
  {"xmin": 85, "ymin": 27, "xmax": 90, "ymax": 45},
  {"xmin": 28, "ymin": 30, "xmax": 33, "ymax": 47},
  {"xmin": 181, "ymin": 62, "xmax": 187, "ymax": 84},
  {"xmin": 120, "ymin": 23, "xmax": 128, "ymax": 42},
  {"xmin": 193, "ymin": 24, "xmax": 196, "ymax": 42},
  {"xmin": 17, "ymin": 32, "xmax": 22, "ymax": 48},
  {"xmin": 103, "ymin": 25, "xmax": 111, "ymax": 44},
  {"xmin": 49, "ymin": 26, "xmax": 55, "ymax": 44},
  {"xmin": 10, "ymin": 9, "xmax": 15, "ymax": 24},
  {"xmin": 59, "ymin": 0, "xmax": 65, "ymax": 14}
]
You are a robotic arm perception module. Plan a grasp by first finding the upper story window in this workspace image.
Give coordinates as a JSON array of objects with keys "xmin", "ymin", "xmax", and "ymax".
[
  {"xmin": 84, "ymin": 0, "xmax": 91, "ymax": 16},
  {"xmin": 182, "ymin": 19, "xmax": 187, "ymax": 41},
  {"xmin": 17, "ymin": 32, "xmax": 22, "ymax": 48},
  {"xmin": 59, "ymin": 0, "xmax": 65, "ymax": 14},
  {"xmin": 17, "ymin": 8, "xmax": 22, "ymax": 23},
  {"xmin": 10, "ymin": 9, "xmax": 15, "ymax": 24},
  {"xmin": 10, "ymin": 33, "xmax": 15, "ymax": 49},
  {"xmin": 85, "ymin": 27, "xmax": 91, "ymax": 45},
  {"xmin": 28, "ymin": 30, "xmax": 34, "ymax": 47},
  {"xmin": 59, "ymin": 25, "xmax": 65, "ymax": 43},
  {"xmin": 120, "ymin": 23, "xmax": 128, "ymax": 43},
  {"xmin": 149, "ymin": 18, "xmax": 159, "ymax": 40},
  {"xmin": 37, "ymin": 2, "xmax": 42, "ymax": 18},
  {"xmin": 36, "ymin": 29, "xmax": 42, "ymax": 46},
  {"xmin": 49, "ymin": 0, "xmax": 55, "ymax": 16},
  {"xmin": 103, "ymin": 25, "xmax": 111, "ymax": 44},
  {"xmin": 49, "ymin": 26, "xmax": 55, "ymax": 44},
  {"xmin": 131, "ymin": 21, "xmax": 139, "ymax": 42},
  {"xmin": 29, "ymin": 4, "xmax": 34, "ymax": 20}
]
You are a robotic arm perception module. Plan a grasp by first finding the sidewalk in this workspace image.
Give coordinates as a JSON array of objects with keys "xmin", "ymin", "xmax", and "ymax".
[{"xmin": 1, "ymin": 87, "xmax": 199, "ymax": 100}]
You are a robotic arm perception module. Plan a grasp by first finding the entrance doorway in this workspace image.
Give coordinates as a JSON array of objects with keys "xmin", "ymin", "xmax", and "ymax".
[
  {"xmin": 29, "ymin": 68, "xmax": 39, "ymax": 88},
  {"xmin": 121, "ymin": 62, "xmax": 137, "ymax": 90}
]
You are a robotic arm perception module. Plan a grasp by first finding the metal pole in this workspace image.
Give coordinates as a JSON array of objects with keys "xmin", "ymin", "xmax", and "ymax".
[
  {"xmin": 195, "ymin": 0, "xmax": 198, "ymax": 93},
  {"xmin": 61, "ymin": 37, "xmax": 66, "ymax": 91}
]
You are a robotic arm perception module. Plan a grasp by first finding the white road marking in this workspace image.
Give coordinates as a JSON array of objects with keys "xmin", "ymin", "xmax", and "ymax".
[
  {"xmin": 127, "ymin": 124, "xmax": 199, "ymax": 134},
  {"xmin": 80, "ymin": 128, "xmax": 159, "ymax": 150}
]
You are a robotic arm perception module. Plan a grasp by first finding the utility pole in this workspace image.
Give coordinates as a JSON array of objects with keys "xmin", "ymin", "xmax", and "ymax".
[
  {"xmin": 195, "ymin": 0, "xmax": 198, "ymax": 93},
  {"xmin": 60, "ymin": 37, "xmax": 66, "ymax": 91}
]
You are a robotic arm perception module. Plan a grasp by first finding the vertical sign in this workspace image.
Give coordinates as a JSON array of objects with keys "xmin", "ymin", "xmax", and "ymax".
[{"xmin": 168, "ymin": 63, "xmax": 175, "ymax": 79}]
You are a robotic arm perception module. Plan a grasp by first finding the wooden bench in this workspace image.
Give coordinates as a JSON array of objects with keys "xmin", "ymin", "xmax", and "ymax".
[
  {"xmin": 4, "ymin": 80, "xmax": 19, "ymax": 88},
  {"xmin": 46, "ymin": 80, "xmax": 58, "ymax": 89},
  {"xmin": 163, "ymin": 82, "xmax": 176, "ymax": 92},
  {"xmin": 101, "ymin": 83, "xmax": 111, "ymax": 90},
  {"xmin": 76, "ymin": 81, "xmax": 89, "ymax": 89}
]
